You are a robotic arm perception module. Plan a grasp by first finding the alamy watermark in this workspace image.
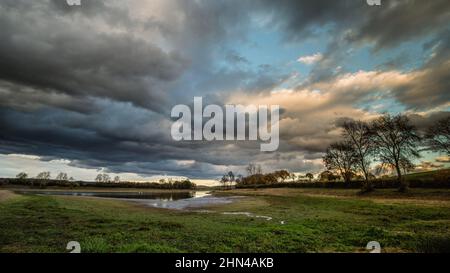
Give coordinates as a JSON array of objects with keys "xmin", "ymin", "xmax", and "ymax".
[
  {"xmin": 171, "ymin": 97, "xmax": 280, "ymax": 152},
  {"xmin": 66, "ymin": 0, "xmax": 81, "ymax": 6},
  {"xmin": 366, "ymin": 241, "xmax": 382, "ymax": 253},
  {"xmin": 66, "ymin": 241, "xmax": 81, "ymax": 253},
  {"xmin": 367, "ymin": 0, "xmax": 381, "ymax": 6}
]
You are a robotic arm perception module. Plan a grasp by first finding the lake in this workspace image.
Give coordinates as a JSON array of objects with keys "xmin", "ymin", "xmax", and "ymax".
[{"xmin": 16, "ymin": 190, "xmax": 237, "ymax": 210}]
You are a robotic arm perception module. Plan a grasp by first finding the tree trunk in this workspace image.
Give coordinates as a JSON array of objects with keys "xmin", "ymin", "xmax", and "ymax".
[
  {"xmin": 344, "ymin": 172, "xmax": 352, "ymax": 184},
  {"xmin": 362, "ymin": 178, "xmax": 373, "ymax": 193},
  {"xmin": 361, "ymin": 170, "xmax": 373, "ymax": 193},
  {"xmin": 395, "ymin": 164, "xmax": 408, "ymax": 192}
]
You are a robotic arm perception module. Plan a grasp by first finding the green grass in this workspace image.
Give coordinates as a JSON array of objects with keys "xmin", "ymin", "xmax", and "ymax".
[
  {"xmin": 1, "ymin": 188, "xmax": 450, "ymax": 253},
  {"xmin": 403, "ymin": 168, "xmax": 449, "ymax": 181}
]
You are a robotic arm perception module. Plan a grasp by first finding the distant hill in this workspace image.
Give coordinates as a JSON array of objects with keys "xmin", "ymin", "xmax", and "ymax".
[{"xmin": 404, "ymin": 168, "xmax": 450, "ymax": 181}]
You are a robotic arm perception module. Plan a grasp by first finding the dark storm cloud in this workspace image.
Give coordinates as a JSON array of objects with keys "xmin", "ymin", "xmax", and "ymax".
[
  {"xmin": 394, "ymin": 28, "xmax": 450, "ymax": 109},
  {"xmin": 0, "ymin": 0, "xmax": 188, "ymax": 113},
  {"xmin": 260, "ymin": 0, "xmax": 450, "ymax": 49},
  {"xmin": 394, "ymin": 61, "xmax": 450, "ymax": 110},
  {"xmin": 0, "ymin": 102, "xmax": 269, "ymax": 178},
  {"xmin": 350, "ymin": 0, "xmax": 450, "ymax": 50},
  {"xmin": 409, "ymin": 112, "xmax": 450, "ymax": 133}
]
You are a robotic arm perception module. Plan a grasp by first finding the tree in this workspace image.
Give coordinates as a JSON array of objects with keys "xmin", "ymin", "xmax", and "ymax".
[
  {"xmin": 236, "ymin": 174, "xmax": 243, "ymax": 184},
  {"xmin": 370, "ymin": 114, "xmax": 421, "ymax": 192},
  {"xmin": 95, "ymin": 174, "xmax": 103, "ymax": 182},
  {"xmin": 220, "ymin": 171, "xmax": 235, "ymax": 189},
  {"xmin": 95, "ymin": 173, "xmax": 111, "ymax": 183},
  {"xmin": 425, "ymin": 116, "xmax": 450, "ymax": 155},
  {"xmin": 246, "ymin": 164, "xmax": 263, "ymax": 176},
  {"xmin": 256, "ymin": 165, "xmax": 263, "ymax": 175},
  {"xmin": 342, "ymin": 120, "xmax": 375, "ymax": 191},
  {"xmin": 246, "ymin": 164, "xmax": 256, "ymax": 176},
  {"xmin": 323, "ymin": 142, "xmax": 357, "ymax": 183},
  {"xmin": 56, "ymin": 172, "xmax": 68, "ymax": 181},
  {"xmin": 16, "ymin": 172, "xmax": 28, "ymax": 180},
  {"xmin": 114, "ymin": 176, "xmax": 121, "ymax": 183},
  {"xmin": 220, "ymin": 175, "xmax": 230, "ymax": 189},
  {"xmin": 36, "ymin": 172, "xmax": 51, "ymax": 180},
  {"xmin": 227, "ymin": 171, "xmax": 235, "ymax": 187},
  {"xmin": 305, "ymin": 173, "xmax": 314, "ymax": 182},
  {"xmin": 273, "ymin": 170, "xmax": 291, "ymax": 182},
  {"xmin": 102, "ymin": 174, "xmax": 111, "ymax": 183},
  {"xmin": 319, "ymin": 171, "xmax": 339, "ymax": 182},
  {"xmin": 290, "ymin": 173, "xmax": 297, "ymax": 182}
]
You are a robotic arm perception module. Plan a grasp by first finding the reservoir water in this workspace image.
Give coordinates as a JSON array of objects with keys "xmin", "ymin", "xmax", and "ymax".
[{"xmin": 16, "ymin": 190, "xmax": 236, "ymax": 210}]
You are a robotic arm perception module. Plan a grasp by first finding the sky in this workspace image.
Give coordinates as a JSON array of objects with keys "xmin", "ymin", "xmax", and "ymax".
[{"xmin": 0, "ymin": 0, "xmax": 449, "ymax": 185}]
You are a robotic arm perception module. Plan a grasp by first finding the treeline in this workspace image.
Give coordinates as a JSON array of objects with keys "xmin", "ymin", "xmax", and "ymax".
[
  {"xmin": 235, "ymin": 169, "xmax": 450, "ymax": 189},
  {"xmin": 0, "ymin": 178, "xmax": 196, "ymax": 190},
  {"xmin": 223, "ymin": 168, "xmax": 313, "ymax": 188},
  {"xmin": 323, "ymin": 114, "xmax": 449, "ymax": 192},
  {"xmin": 220, "ymin": 166, "xmax": 301, "ymax": 189}
]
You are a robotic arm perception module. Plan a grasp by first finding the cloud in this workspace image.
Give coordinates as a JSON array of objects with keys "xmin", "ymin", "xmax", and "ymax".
[
  {"xmin": 350, "ymin": 1, "xmax": 450, "ymax": 50},
  {"xmin": 259, "ymin": 0, "xmax": 450, "ymax": 50},
  {"xmin": 298, "ymin": 53, "xmax": 323, "ymax": 65},
  {"xmin": 304, "ymin": 64, "xmax": 450, "ymax": 111},
  {"xmin": 436, "ymin": 156, "xmax": 450, "ymax": 163},
  {"xmin": 415, "ymin": 161, "xmax": 445, "ymax": 172},
  {"xmin": 228, "ymin": 87, "xmax": 379, "ymax": 153},
  {"xmin": 0, "ymin": 0, "xmax": 191, "ymax": 113}
]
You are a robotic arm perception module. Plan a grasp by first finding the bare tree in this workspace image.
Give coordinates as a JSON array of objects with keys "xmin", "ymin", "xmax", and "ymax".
[
  {"xmin": 342, "ymin": 120, "xmax": 374, "ymax": 191},
  {"xmin": 305, "ymin": 173, "xmax": 314, "ymax": 182},
  {"xmin": 114, "ymin": 176, "xmax": 121, "ymax": 183},
  {"xmin": 94, "ymin": 173, "xmax": 112, "ymax": 183},
  {"xmin": 425, "ymin": 116, "xmax": 450, "ymax": 155},
  {"xmin": 16, "ymin": 172, "xmax": 28, "ymax": 180},
  {"xmin": 227, "ymin": 171, "xmax": 235, "ymax": 188},
  {"xmin": 235, "ymin": 174, "xmax": 243, "ymax": 184},
  {"xmin": 102, "ymin": 174, "xmax": 111, "ymax": 183},
  {"xmin": 290, "ymin": 173, "xmax": 297, "ymax": 182},
  {"xmin": 370, "ymin": 114, "xmax": 421, "ymax": 192},
  {"xmin": 95, "ymin": 174, "xmax": 103, "ymax": 183},
  {"xmin": 246, "ymin": 164, "xmax": 256, "ymax": 176},
  {"xmin": 56, "ymin": 172, "xmax": 68, "ymax": 181},
  {"xmin": 36, "ymin": 172, "xmax": 51, "ymax": 180},
  {"xmin": 256, "ymin": 165, "xmax": 263, "ymax": 175},
  {"xmin": 323, "ymin": 142, "xmax": 357, "ymax": 183},
  {"xmin": 220, "ymin": 175, "xmax": 229, "ymax": 189}
]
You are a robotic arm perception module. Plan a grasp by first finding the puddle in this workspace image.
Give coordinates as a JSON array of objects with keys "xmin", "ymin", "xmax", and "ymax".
[{"xmin": 222, "ymin": 212, "xmax": 273, "ymax": 221}]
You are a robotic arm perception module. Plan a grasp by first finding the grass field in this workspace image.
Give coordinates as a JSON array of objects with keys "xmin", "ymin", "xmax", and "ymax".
[{"xmin": 1, "ymin": 187, "xmax": 450, "ymax": 253}]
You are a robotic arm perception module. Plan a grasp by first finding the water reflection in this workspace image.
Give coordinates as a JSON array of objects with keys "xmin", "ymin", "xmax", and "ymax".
[
  {"xmin": 16, "ymin": 190, "xmax": 196, "ymax": 201},
  {"xmin": 16, "ymin": 190, "xmax": 236, "ymax": 210}
]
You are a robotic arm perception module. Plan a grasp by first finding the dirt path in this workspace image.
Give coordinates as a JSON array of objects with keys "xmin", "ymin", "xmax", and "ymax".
[{"xmin": 0, "ymin": 190, "xmax": 17, "ymax": 202}]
